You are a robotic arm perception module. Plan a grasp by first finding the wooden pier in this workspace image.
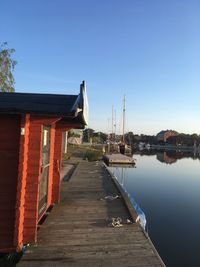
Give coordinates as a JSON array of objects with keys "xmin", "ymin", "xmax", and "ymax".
[
  {"xmin": 17, "ymin": 160, "xmax": 165, "ymax": 267},
  {"xmin": 104, "ymin": 153, "xmax": 135, "ymax": 165}
]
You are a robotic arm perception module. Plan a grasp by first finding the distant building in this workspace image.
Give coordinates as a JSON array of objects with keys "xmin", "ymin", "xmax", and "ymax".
[
  {"xmin": 68, "ymin": 136, "xmax": 82, "ymax": 145},
  {"xmin": 68, "ymin": 129, "xmax": 83, "ymax": 145},
  {"xmin": 156, "ymin": 130, "xmax": 177, "ymax": 142}
]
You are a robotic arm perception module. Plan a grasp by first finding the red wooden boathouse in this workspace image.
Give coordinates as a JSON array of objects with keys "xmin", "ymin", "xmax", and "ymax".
[{"xmin": 0, "ymin": 81, "xmax": 88, "ymax": 253}]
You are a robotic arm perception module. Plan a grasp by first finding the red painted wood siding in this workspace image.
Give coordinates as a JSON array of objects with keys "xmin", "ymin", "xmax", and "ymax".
[
  {"xmin": 51, "ymin": 127, "xmax": 62, "ymax": 204},
  {"xmin": 47, "ymin": 123, "xmax": 56, "ymax": 205},
  {"xmin": 0, "ymin": 113, "xmax": 74, "ymax": 251},
  {"xmin": 0, "ymin": 115, "xmax": 21, "ymax": 252},
  {"xmin": 22, "ymin": 116, "xmax": 43, "ymax": 243},
  {"xmin": 23, "ymin": 116, "xmax": 61, "ymax": 244},
  {"xmin": 14, "ymin": 115, "xmax": 30, "ymax": 251}
]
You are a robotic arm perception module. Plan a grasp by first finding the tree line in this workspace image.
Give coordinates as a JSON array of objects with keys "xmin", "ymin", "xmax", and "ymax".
[
  {"xmin": 82, "ymin": 129, "xmax": 200, "ymax": 147},
  {"xmin": 124, "ymin": 132, "xmax": 200, "ymax": 147}
]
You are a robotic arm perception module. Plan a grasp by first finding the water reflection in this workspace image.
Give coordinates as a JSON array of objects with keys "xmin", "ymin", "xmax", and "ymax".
[
  {"xmin": 109, "ymin": 150, "xmax": 200, "ymax": 267},
  {"xmin": 134, "ymin": 149, "xmax": 200, "ymax": 165},
  {"xmin": 111, "ymin": 167, "xmax": 147, "ymax": 230}
]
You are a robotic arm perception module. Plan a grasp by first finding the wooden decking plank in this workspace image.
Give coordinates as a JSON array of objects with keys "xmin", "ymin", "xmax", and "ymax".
[
  {"xmin": 17, "ymin": 160, "xmax": 165, "ymax": 267},
  {"xmin": 31, "ymin": 242, "xmax": 151, "ymax": 251},
  {"xmin": 23, "ymin": 249, "xmax": 157, "ymax": 261},
  {"xmin": 18, "ymin": 257, "xmax": 161, "ymax": 267}
]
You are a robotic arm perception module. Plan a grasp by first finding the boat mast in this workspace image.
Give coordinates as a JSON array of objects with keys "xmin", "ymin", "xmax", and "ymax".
[
  {"xmin": 122, "ymin": 95, "xmax": 126, "ymax": 143},
  {"xmin": 112, "ymin": 105, "xmax": 114, "ymax": 140},
  {"xmin": 114, "ymin": 109, "xmax": 116, "ymax": 142}
]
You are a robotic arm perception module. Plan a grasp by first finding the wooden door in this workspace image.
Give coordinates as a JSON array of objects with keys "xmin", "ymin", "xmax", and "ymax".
[{"xmin": 38, "ymin": 125, "xmax": 51, "ymax": 218}]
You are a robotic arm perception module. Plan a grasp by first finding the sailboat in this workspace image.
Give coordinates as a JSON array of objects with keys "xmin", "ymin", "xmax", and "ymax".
[
  {"xmin": 119, "ymin": 95, "xmax": 132, "ymax": 155},
  {"xmin": 119, "ymin": 95, "xmax": 126, "ymax": 154}
]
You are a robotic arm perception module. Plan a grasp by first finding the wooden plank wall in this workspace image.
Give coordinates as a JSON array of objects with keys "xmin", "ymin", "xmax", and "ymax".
[
  {"xmin": 0, "ymin": 114, "xmax": 21, "ymax": 252},
  {"xmin": 22, "ymin": 116, "xmax": 62, "ymax": 244},
  {"xmin": 22, "ymin": 116, "xmax": 42, "ymax": 244},
  {"xmin": 14, "ymin": 115, "xmax": 30, "ymax": 251},
  {"xmin": 51, "ymin": 126, "xmax": 62, "ymax": 204},
  {"xmin": 0, "ymin": 114, "xmax": 71, "ymax": 251}
]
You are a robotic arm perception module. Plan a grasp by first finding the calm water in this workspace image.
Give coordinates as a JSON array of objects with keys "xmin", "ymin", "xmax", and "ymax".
[{"xmin": 109, "ymin": 151, "xmax": 200, "ymax": 267}]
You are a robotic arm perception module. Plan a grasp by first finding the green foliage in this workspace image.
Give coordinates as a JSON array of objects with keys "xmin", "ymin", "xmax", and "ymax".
[
  {"xmin": 85, "ymin": 149, "xmax": 103, "ymax": 161},
  {"xmin": 93, "ymin": 131, "xmax": 108, "ymax": 143},
  {"xmin": 83, "ymin": 128, "xmax": 95, "ymax": 142},
  {"xmin": 62, "ymin": 144, "xmax": 103, "ymax": 161},
  {"xmin": 0, "ymin": 42, "xmax": 17, "ymax": 92},
  {"xmin": 83, "ymin": 129, "xmax": 108, "ymax": 144}
]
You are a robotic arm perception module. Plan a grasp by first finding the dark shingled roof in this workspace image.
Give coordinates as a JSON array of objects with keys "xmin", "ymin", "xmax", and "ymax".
[{"xmin": 0, "ymin": 92, "xmax": 79, "ymax": 116}]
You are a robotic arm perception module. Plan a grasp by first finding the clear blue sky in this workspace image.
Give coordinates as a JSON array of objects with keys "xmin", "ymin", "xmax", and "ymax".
[{"xmin": 1, "ymin": 0, "xmax": 200, "ymax": 135}]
